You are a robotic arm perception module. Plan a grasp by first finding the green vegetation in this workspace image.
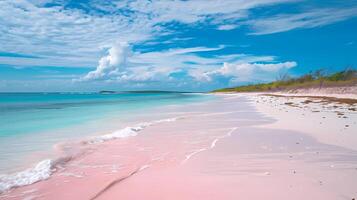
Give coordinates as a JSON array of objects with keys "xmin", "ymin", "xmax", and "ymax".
[{"xmin": 212, "ymin": 69, "xmax": 357, "ymax": 93}]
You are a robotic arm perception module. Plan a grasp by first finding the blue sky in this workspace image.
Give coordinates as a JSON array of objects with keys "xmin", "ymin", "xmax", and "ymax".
[{"xmin": 0, "ymin": 0, "xmax": 356, "ymax": 92}]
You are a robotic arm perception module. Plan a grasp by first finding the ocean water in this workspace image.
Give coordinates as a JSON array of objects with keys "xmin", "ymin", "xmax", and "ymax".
[{"xmin": 0, "ymin": 92, "xmax": 212, "ymax": 175}]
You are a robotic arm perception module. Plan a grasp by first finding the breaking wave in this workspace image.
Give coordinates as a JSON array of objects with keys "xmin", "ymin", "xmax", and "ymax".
[
  {"xmin": 89, "ymin": 117, "xmax": 180, "ymax": 144},
  {"xmin": 0, "ymin": 117, "xmax": 181, "ymax": 193},
  {"xmin": 0, "ymin": 159, "xmax": 53, "ymax": 193}
]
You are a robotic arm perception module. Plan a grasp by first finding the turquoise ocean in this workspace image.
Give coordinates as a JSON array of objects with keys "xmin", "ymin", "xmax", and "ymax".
[{"xmin": 0, "ymin": 92, "xmax": 212, "ymax": 175}]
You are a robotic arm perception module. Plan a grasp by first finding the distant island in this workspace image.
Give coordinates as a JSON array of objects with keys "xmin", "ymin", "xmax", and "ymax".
[
  {"xmin": 99, "ymin": 90, "xmax": 118, "ymax": 94},
  {"xmin": 99, "ymin": 90, "xmax": 191, "ymax": 94},
  {"xmin": 212, "ymin": 69, "xmax": 357, "ymax": 93}
]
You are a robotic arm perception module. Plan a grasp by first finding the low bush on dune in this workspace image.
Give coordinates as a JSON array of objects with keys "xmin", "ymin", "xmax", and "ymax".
[{"xmin": 213, "ymin": 69, "xmax": 357, "ymax": 93}]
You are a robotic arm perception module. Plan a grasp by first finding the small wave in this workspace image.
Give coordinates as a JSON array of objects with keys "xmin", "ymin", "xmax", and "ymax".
[
  {"xmin": 0, "ymin": 117, "xmax": 181, "ymax": 193},
  {"xmin": 89, "ymin": 117, "xmax": 180, "ymax": 144},
  {"xmin": 0, "ymin": 155, "xmax": 74, "ymax": 193},
  {"xmin": 0, "ymin": 160, "xmax": 53, "ymax": 193}
]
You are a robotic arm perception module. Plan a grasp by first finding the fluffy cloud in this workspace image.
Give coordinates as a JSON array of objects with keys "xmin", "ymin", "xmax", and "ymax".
[
  {"xmin": 79, "ymin": 43, "xmax": 293, "ymax": 84},
  {"xmin": 79, "ymin": 44, "xmax": 226, "ymax": 82},
  {"xmin": 190, "ymin": 61, "xmax": 297, "ymax": 83},
  {"xmin": 80, "ymin": 42, "xmax": 131, "ymax": 81}
]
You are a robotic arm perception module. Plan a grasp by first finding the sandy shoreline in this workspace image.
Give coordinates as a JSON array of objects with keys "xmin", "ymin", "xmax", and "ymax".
[{"xmin": 1, "ymin": 93, "xmax": 357, "ymax": 199}]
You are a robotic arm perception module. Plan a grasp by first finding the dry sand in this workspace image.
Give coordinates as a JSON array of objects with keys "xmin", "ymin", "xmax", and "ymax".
[
  {"xmin": 271, "ymin": 85, "xmax": 357, "ymax": 99},
  {"xmin": 1, "ymin": 93, "xmax": 357, "ymax": 200}
]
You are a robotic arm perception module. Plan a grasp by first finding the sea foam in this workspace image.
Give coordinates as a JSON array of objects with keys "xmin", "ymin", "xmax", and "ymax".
[
  {"xmin": 90, "ymin": 117, "xmax": 180, "ymax": 143},
  {"xmin": 0, "ymin": 159, "xmax": 53, "ymax": 193},
  {"xmin": 0, "ymin": 117, "xmax": 181, "ymax": 193}
]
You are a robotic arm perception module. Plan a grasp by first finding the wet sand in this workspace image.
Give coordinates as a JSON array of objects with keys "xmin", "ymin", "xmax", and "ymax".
[{"xmin": 1, "ymin": 94, "xmax": 357, "ymax": 200}]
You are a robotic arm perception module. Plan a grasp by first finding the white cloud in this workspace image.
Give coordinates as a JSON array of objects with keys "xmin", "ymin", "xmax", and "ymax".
[
  {"xmin": 0, "ymin": 0, "xmax": 158, "ymax": 67},
  {"xmin": 248, "ymin": 7, "xmax": 357, "ymax": 35},
  {"xmin": 217, "ymin": 24, "xmax": 238, "ymax": 31},
  {"xmin": 0, "ymin": 0, "xmax": 298, "ymax": 68},
  {"xmin": 80, "ymin": 42, "xmax": 131, "ymax": 81},
  {"xmin": 79, "ymin": 42, "xmax": 290, "ymax": 84},
  {"xmin": 128, "ymin": 0, "xmax": 295, "ymax": 24},
  {"xmin": 191, "ymin": 61, "xmax": 297, "ymax": 83},
  {"xmin": 80, "ymin": 44, "xmax": 225, "ymax": 82}
]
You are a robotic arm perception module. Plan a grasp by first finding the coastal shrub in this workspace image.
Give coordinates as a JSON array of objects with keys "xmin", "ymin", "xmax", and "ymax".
[
  {"xmin": 327, "ymin": 69, "xmax": 356, "ymax": 81},
  {"xmin": 213, "ymin": 69, "xmax": 357, "ymax": 93}
]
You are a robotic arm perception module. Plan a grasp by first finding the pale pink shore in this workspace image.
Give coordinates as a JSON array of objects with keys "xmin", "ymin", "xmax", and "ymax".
[{"xmin": 1, "ymin": 94, "xmax": 357, "ymax": 200}]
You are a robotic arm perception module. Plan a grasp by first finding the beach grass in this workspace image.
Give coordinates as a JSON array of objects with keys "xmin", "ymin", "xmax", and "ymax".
[{"xmin": 212, "ymin": 69, "xmax": 357, "ymax": 93}]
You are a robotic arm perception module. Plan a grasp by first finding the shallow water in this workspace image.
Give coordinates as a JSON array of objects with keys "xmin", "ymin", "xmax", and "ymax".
[{"xmin": 0, "ymin": 92, "xmax": 213, "ymax": 174}]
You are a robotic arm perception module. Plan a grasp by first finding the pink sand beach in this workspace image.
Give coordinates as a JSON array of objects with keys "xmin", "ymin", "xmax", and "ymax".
[{"xmin": 1, "ymin": 94, "xmax": 357, "ymax": 200}]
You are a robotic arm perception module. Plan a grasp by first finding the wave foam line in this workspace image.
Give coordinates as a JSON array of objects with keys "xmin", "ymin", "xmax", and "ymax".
[
  {"xmin": 0, "ymin": 117, "xmax": 180, "ymax": 193},
  {"xmin": 89, "ymin": 117, "xmax": 180, "ymax": 144},
  {"xmin": 0, "ymin": 155, "xmax": 74, "ymax": 193},
  {"xmin": 181, "ymin": 127, "xmax": 237, "ymax": 165},
  {"xmin": 0, "ymin": 160, "xmax": 53, "ymax": 193}
]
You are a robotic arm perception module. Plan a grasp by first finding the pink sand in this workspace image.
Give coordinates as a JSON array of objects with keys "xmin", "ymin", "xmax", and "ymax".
[{"xmin": 1, "ymin": 94, "xmax": 357, "ymax": 200}]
